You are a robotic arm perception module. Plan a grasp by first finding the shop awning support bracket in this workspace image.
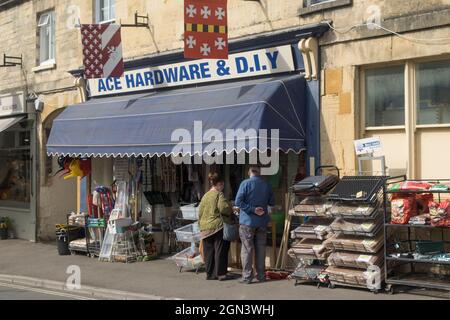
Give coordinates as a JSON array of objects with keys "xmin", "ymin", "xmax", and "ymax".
[
  {"xmin": 0, "ymin": 54, "xmax": 23, "ymax": 68},
  {"xmin": 120, "ymin": 12, "xmax": 150, "ymax": 28}
]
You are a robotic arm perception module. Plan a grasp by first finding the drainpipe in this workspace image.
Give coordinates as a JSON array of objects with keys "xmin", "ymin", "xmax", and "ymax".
[
  {"xmin": 299, "ymin": 37, "xmax": 321, "ymax": 176},
  {"xmin": 74, "ymin": 77, "xmax": 87, "ymax": 103},
  {"xmin": 74, "ymin": 77, "xmax": 88, "ymax": 213}
]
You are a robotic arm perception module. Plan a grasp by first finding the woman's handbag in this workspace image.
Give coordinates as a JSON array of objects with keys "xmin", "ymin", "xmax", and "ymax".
[
  {"xmin": 223, "ymin": 215, "xmax": 239, "ymax": 242},
  {"xmin": 215, "ymin": 194, "xmax": 240, "ymax": 242}
]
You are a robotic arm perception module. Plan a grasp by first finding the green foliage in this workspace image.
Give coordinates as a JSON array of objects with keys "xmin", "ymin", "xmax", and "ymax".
[{"xmin": 0, "ymin": 217, "xmax": 12, "ymax": 229}]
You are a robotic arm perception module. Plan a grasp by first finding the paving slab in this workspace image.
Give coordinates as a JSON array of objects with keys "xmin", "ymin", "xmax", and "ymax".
[{"xmin": 0, "ymin": 240, "xmax": 441, "ymax": 300}]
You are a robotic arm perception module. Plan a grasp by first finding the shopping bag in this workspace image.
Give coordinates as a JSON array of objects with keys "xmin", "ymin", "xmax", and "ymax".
[
  {"xmin": 223, "ymin": 222, "xmax": 239, "ymax": 242},
  {"xmin": 213, "ymin": 193, "xmax": 239, "ymax": 242}
]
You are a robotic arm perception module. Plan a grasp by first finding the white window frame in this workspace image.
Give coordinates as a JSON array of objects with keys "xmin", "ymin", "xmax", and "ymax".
[
  {"xmin": 361, "ymin": 58, "xmax": 450, "ymax": 132},
  {"xmin": 38, "ymin": 11, "xmax": 55, "ymax": 66},
  {"xmin": 95, "ymin": 0, "xmax": 116, "ymax": 24},
  {"xmin": 360, "ymin": 57, "xmax": 450, "ymax": 179}
]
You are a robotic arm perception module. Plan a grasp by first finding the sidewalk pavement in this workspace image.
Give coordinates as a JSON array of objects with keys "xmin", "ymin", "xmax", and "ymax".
[{"xmin": 0, "ymin": 240, "xmax": 440, "ymax": 300}]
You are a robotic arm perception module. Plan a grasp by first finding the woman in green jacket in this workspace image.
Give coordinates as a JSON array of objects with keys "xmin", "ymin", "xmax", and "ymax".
[{"xmin": 198, "ymin": 172, "xmax": 233, "ymax": 281}]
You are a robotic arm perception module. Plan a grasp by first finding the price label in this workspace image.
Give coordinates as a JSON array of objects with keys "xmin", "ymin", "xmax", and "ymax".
[
  {"xmin": 361, "ymin": 223, "xmax": 373, "ymax": 231},
  {"xmin": 313, "ymin": 245, "xmax": 323, "ymax": 252},
  {"xmin": 357, "ymin": 255, "xmax": 373, "ymax": 263},
  {"xmin": 314, "ymin": 225, "xmax": 327, "ymax": 232},
  {"xmin": 363, "ymin": 239, "xmax": 376, "ymax": 247}
]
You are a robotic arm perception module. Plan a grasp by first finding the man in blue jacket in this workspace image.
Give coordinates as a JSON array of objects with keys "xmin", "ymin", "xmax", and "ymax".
[{"xmin": 235, "ymin": 166, "xmax": 275, "ymax": 284}]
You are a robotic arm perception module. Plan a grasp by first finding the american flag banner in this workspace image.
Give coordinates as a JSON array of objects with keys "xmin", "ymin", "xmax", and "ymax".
[
  {"xmin": 184, "ymin": 0, "xmax": 228, "ymax": 60},
  {"xmin": 81, "ymin": 24, "xmax": 124, "ymax": 79}
]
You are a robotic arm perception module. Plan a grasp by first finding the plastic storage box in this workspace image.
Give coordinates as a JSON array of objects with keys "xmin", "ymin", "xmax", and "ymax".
[
  {"xmin": 326, "ymin": 266, "xmax": 383, "ymax": 290},
  {"xmin": 292, "ymin": 197, "xmax": 331, "ymax": 217},
  {"xmin": 324, "ymin": 233, "xmax": 384, "ymax": 253},
  {"xmin": 174, "ymin": 222, "xmax": 202, "ymax": 243},
  {"xmin": 330, "ymin": 214, "xmax": 383, "ymax": 236},
  {"xmin": 288, "ymin": 238, "xmax": 330, "ymax": 260},
  {"xmin": 327, "ymin": 251, "xmax": 384, "ymax": 269},
  {"xmin": 171, "ymin": 247, "xmax": 204, "ymax": 272},
  {"xmin": 180, "ymin": 204, "xmax": 199, "ymax": 220}
]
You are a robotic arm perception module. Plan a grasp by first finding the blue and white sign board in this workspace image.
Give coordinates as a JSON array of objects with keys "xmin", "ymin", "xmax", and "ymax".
[
  {"xmin": 88, "ymin": 45, "xmax": 295, "ymax": 97},
  {"xmin": 354, "ymin": 137, "xmax": 382, "ymax": 155}
]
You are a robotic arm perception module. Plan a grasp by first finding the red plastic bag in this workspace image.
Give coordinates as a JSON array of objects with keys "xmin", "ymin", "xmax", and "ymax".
[
  {"xmin": 265, "ymin": 271, "xmax": 289, "ymax": 280},
  {"xmin": 416, "ymin": 193, "xmax": 434, "ymax": 214},
  {"xmin": 391, "ymin": 194, "xmax": 417, "ymax": 224},
  {"xmin": 389, "ymin": 181, "xmax": 432, "ymax": 192},
  {"xmin": 430, "ymin": 200, "xmax": 450, "ymax": 226},
  {"xmin": 401, "ymin": 181, "xmax": 432, "ymax": 190},
  {"xmin": 433, "ymin": 218, "xmax": 450, "ymax": 227}
]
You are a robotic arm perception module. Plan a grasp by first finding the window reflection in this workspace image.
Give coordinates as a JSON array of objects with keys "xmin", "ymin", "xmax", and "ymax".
[
  {"xmin": 365, "ymin": 66, "xmax": 405, "ymax": 127},
  {"xmin": 0, "ymin": 120, "xmax": 31, "ymax": 209},
  {"xmin": 416, "ymin": 60, "xmax": 450, "ymax": 125}
]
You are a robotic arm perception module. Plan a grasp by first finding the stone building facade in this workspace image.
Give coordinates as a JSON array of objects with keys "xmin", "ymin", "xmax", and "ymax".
[
  {"xmin": 72, "ymin": 0, "xmax": 450, "ymax": 179},
  {"xmin": 0, "ymin": 0, "xmax": 80, "ymax": 241},
  {"xmin": 308, "ymin": 0, "xmax": 450, "ymax": 179}
]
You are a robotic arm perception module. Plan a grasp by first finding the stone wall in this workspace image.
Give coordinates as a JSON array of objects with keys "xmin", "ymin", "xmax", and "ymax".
[
  {"xmin": 1, "ymin": 0, "xmax": 449, "ymax": 238},
  {"xmin": 298, "ymin": 0, "xmax": 450, "ymax": 174},
  {"xmin": 0, "ymin": 0, "xmax": 83, "ymax": 240}
]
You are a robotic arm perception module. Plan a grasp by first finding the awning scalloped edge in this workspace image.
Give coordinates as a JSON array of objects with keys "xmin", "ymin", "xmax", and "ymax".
[{"xmin": 46, "ymin": 147, "xmax": 306, "ymax": 158}]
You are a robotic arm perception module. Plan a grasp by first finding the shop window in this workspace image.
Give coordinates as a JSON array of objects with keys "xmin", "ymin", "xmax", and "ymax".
[
  {"xmin": 364, "ymin": 66, "xmax": 405, "ymax": 127},
  {"xmin": 299, "ymin": 0, "xmax": 352, "ymax": 16},
  {"xmin": 95, "ymin": 0, "xmax": 116, "ymax": 23},
  {"xmin": 416, "ymin": 60, "xmax": 450, "ymax": 125},
  {"xmin": 38, "ymin": 11, "xmax": 55, "ymax": 65},
  {"xmin": 0, "ymin": 120, "xmax": 32, "ymax": 209}
]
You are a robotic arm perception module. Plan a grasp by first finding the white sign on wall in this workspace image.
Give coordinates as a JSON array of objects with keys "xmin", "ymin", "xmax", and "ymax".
[
  {"xmin": 88, "ymin": 45, "xmax": 295, "ymax": 97},
  {"xmin": 0, "ymin": 92, "xmax": 25, "ymax": 116},
  {"xmin": 354, "ymin": 137, "xmax": 382, "ymax": 155}
]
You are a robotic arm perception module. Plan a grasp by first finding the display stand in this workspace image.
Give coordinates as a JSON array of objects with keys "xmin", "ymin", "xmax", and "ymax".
[
  {"xmin": 287, "ymin": 191, "xmax": 334, "ymax": 287},
  {"xmin": 384, "ymin": 178, "xmax": 450, "ymax": 295},
  {"xmin": 110, "ymin": 230, "xmax": 140, "ymax": 263},
  {"xmin": 66, "ymin": 213, "xmax": 88, "ymax": 256},
  {"xmin": 285, "ymin": 166, "xmax": 340, "ymax": 286},
  {"xmin": 324, "ymin": 176, "xmax": 387, "ymax": 293},
  {"xmin": 66, "ymin": 216, "xmax": 106, "ymax": 258},
  {"xmin": 172, "ymin": 222, "xmax": 203, "ymax": 273},
  {"xmin": 172, "ymin": 200, "xmax": 208, "ymax": 273},
  {"xmin": 86, "ymin": 218, "xmax": 106, "ymax": 258}
]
